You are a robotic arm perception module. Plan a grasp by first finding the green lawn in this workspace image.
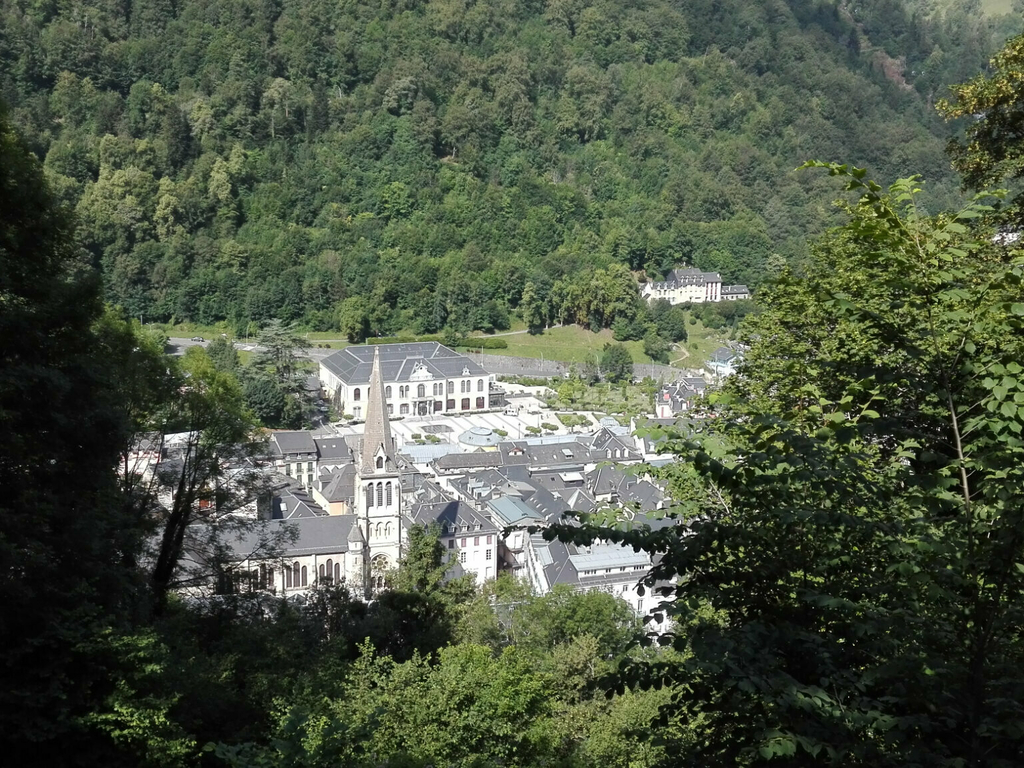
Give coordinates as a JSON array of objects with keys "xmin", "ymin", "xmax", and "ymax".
[
  {"xmin": 480, "ymin": 325, "xmax": 651, "ymax": 364},
  {"xmin": 477, "ymin": 320, "xmax": 732, "ymax": 370}
]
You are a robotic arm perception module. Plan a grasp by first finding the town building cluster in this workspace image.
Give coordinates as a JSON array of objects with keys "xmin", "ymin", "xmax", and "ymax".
[
  {"xmin": 641, "ymin": 268, "xmax": 750, "ymax": 305},
  {"xmin": 155, "ymin": 342, "xmax": 697, "ymax": 620}
]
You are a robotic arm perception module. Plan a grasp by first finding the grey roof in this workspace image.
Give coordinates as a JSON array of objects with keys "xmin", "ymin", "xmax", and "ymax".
[
  {"xmin": 488, "ymin": 496, "xmax": 544, "ymax": 526},
  {"xmin": 270, "ymin": 431, "xmax": 318, "ymax": 457},
  {"xmin": 215, "ymin": 516, "xmax": 357, "ymax": 560},
  {"xmin": 649, "ymin": 268, "xmax": 721, "ymax": 288},
  {"xmin": 314, "ymin": 436, "xmax": 352, "ymax": 462},
  {"xmin": 348, "ymin": 519, "xmax": 366, "ymax": 544},
  {"xmin": 709, "ymin": 347, "xmax": 738, "ymax": 364},
  {"xmin": 319, "ymin": 465, "xmax": 356, "ymax": 503},
  {"xmin": 273, "ymin": 488, "xmax": 326, "ymax": 520},
  {"xmin": 360, "ymin": 346, "xmax": 397, "ymax": 474},
  {"xmin": 433, "ymin": 452, "xmax": 505, "ymax": 472},
  {"xmin": 679, "ymin": 376, "xmax": 708, "ymax": 390},
  {"xmin": 320, "ymin": 342, "xmax": 487, "ymax": 385},
  {"xmin": 721, "ymin": 284, "xmax": 750, "ymax": 295},
  {"xmin": 411, "ymin": 499, "xmax": 497, "ymax": 533},
  {"xmin": 399, "ymin": 443, "xmax": 463, "ymax": 463}
]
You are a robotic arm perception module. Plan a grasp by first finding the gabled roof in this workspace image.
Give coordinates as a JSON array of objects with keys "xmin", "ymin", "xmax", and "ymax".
[
  {"xmin": 320, "ymin": 342, "xmax": 488, "ymax": 385},
  {"xmin": 314, "ymin": 436, "xmax": 351, "ymax": 462},
  {"xmin": 270, "ymin": 431, "xmax": 318, "ymax": 457},
  {"xmin": 273, "ymin": 487, "xmax": 326, "ymax": 519},
  {"xmin": 709, "ymin": 347, "xmax": 738, "ymax": 364},
  {"xmin": 210, "ymin": 516, "xmax": 357, "ymax": 561},
  {"xmin": 411, "ymin": 499, "xmax": 497, "ymax": 533},
  {"xmin": 319, "ymin": 465, "xmax": 356, "ymax": 503},
  {"xmin": 648, "ymin": 268, "xmax": 722, "ymax": 288}
]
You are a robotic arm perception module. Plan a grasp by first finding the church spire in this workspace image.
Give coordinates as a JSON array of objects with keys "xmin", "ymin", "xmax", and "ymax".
[{"xmin": 360, "ymin": 346, "xmax": 395, "ymax": 474}]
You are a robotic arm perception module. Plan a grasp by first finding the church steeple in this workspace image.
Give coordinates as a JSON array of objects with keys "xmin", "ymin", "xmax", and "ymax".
[{"xmin": 360, "ymin": 345, "xmax": 396, "ymax": 474}]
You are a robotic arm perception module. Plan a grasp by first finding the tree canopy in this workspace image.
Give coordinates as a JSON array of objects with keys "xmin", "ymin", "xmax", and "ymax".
[
  {"xmin": 552, "ymin": 164, "xmax": 1024, "ymax": 764},
  {"xmin": 3, "ymin": 0, "xmax": 1012, "ymax": 337}
]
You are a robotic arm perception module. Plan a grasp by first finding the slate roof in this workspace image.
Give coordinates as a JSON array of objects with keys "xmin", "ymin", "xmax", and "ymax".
[
  {"xmin": 270, "ymin": 431, "xmax": 318, "ymax": 458},
  {"xmin": 399, "ymin": 443, "xmax": 463, "ymax": 464},
  {"xmin": 272, "ymin": 487, "xmax": 326, "ymax": 520},
  {"xmin": 314, "ymin": 436, "xmax": 351, "ymax": 462},
  {"xmin": 320, "ymin": 342, "xmax": 487, "ymax": 385},
  {"xmin": 411, "ymin": 499, "xmax": 497, "ymax": 533},
  {"xmin": 709, "ymin": 347, "xmax": 738, "ymax": 364},
  {"xmin": 432, "ymin": 452, "xmax": 505, "ymax": 472},
  {"xmin": 209, "ymin": 515, "xmax": 357, "ymax": 561},
  {"xmin": 647, "ymin": 268, "xmax": 722, "ymax": 288},
  {"xmin": 318, "ymin": 465, "xmax": 356, "ymax": 503}
]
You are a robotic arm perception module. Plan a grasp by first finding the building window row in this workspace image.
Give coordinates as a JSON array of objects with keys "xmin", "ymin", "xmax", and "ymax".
[
  {"xmin": 318, "ymin": 559, "xmax": 342, "ymax": 583},
  {"xmin": 285, "ymin": 562, "xmax": 308, "ymax": 588},
  {"xmin": 365, "ymin": 481, "xmax": 394, "ymax": 508}
]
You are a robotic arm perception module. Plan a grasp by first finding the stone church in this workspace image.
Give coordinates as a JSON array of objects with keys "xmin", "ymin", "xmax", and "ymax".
[{"xmin": 220, "ymin": 346, "xmax": 406, "ymax": 599}]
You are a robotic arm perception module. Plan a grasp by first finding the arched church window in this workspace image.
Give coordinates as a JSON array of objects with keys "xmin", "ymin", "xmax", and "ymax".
[
  {"xmin": 376, "ymin": 482, "xmax": 383, "ymax": 506},
  {"xmin": 334, "ymin": 562, "xmax": 341, "ymax": 582},
  {"xmin": 353, "ymin": 388, "xmax": 361, "ymax": 401},
  {"xmin": 319, "ymin": 563, "xmax": 325, "ymax": 579},
  {"xmin": 376, "ymin": 522, "xmax": 383, "ymax": 538},
  {"xmin": 366, "ymin": 485, "xmax": 374, "ymax": 508},
  {"xmin": 326, "ymin": 559, "xmax": 333, "ymax": 582},
  {"xmin": 376, "ymin": 456, "xmax": 383, "ymax": 469},
  {"xmin": 292, "ymin": 562, "xmax": 300, "ymax": 587},
  {"xmin": 300, "ymin": 566, "xmax": 308, "ymax": 586},
  {"xmin": 371, "ymin": 554, "xmax": 389, "ymax": 592},
  {"xmin": 417, "ymin": 383, "xmax": 425, "ymax": 398},
  {"xmin": 385, "ymin": 523, "xmax": 392, "ymax": 538},
  {"xmin": 385, "ymin": 386, "xmax": 392, "ymax": 398},
  {"xmin": 386, "ymin": 482, "xmax": 393, "ymax": 506}
]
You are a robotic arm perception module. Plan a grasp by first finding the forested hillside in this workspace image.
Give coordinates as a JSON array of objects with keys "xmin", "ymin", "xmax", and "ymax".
[{"xmin": 0, "ymin": 0, "xmax": 1017, "ymax": 337}]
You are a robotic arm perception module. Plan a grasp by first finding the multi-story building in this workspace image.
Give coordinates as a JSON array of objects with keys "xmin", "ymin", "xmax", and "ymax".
[
  {"xmin": 319, "ymin": 342, "xmax": 501, "ymax": 419},
  {"xmin": 642, "ymin": 268, "xmax": 753, "ymax": 305},
  {"xmin": 642, "ymin": 268, "xmax": 722, "ymax": 304}
]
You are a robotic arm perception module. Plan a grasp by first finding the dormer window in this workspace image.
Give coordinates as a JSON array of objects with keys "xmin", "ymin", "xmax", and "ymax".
[{"xmin": 376, "ymin": 456, "xmax": 383, "ymax": 469}]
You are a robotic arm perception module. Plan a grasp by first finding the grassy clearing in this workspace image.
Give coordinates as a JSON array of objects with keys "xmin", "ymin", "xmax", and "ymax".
[
  {"xmin": 678, "ymin": 314, "xmax": 736, "ymax": 368},
  {"xmin": 478, "ymin": 320, "xmax": 732, "ymax": 369},
  {"xmin": 478, "ymin": 325, "xmax": 654, "ymax": 364}
]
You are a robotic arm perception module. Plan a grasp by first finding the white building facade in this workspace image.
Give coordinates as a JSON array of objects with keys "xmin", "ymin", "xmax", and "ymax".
[{"xmin": 319, "ymin": 343, "xmax": 496, "ymax": 419}]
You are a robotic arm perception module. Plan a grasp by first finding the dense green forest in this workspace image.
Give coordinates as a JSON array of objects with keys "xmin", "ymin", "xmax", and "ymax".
[{"xmin": 1, "ymin": 0, "xmax": 1019, "ymax": 338}]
